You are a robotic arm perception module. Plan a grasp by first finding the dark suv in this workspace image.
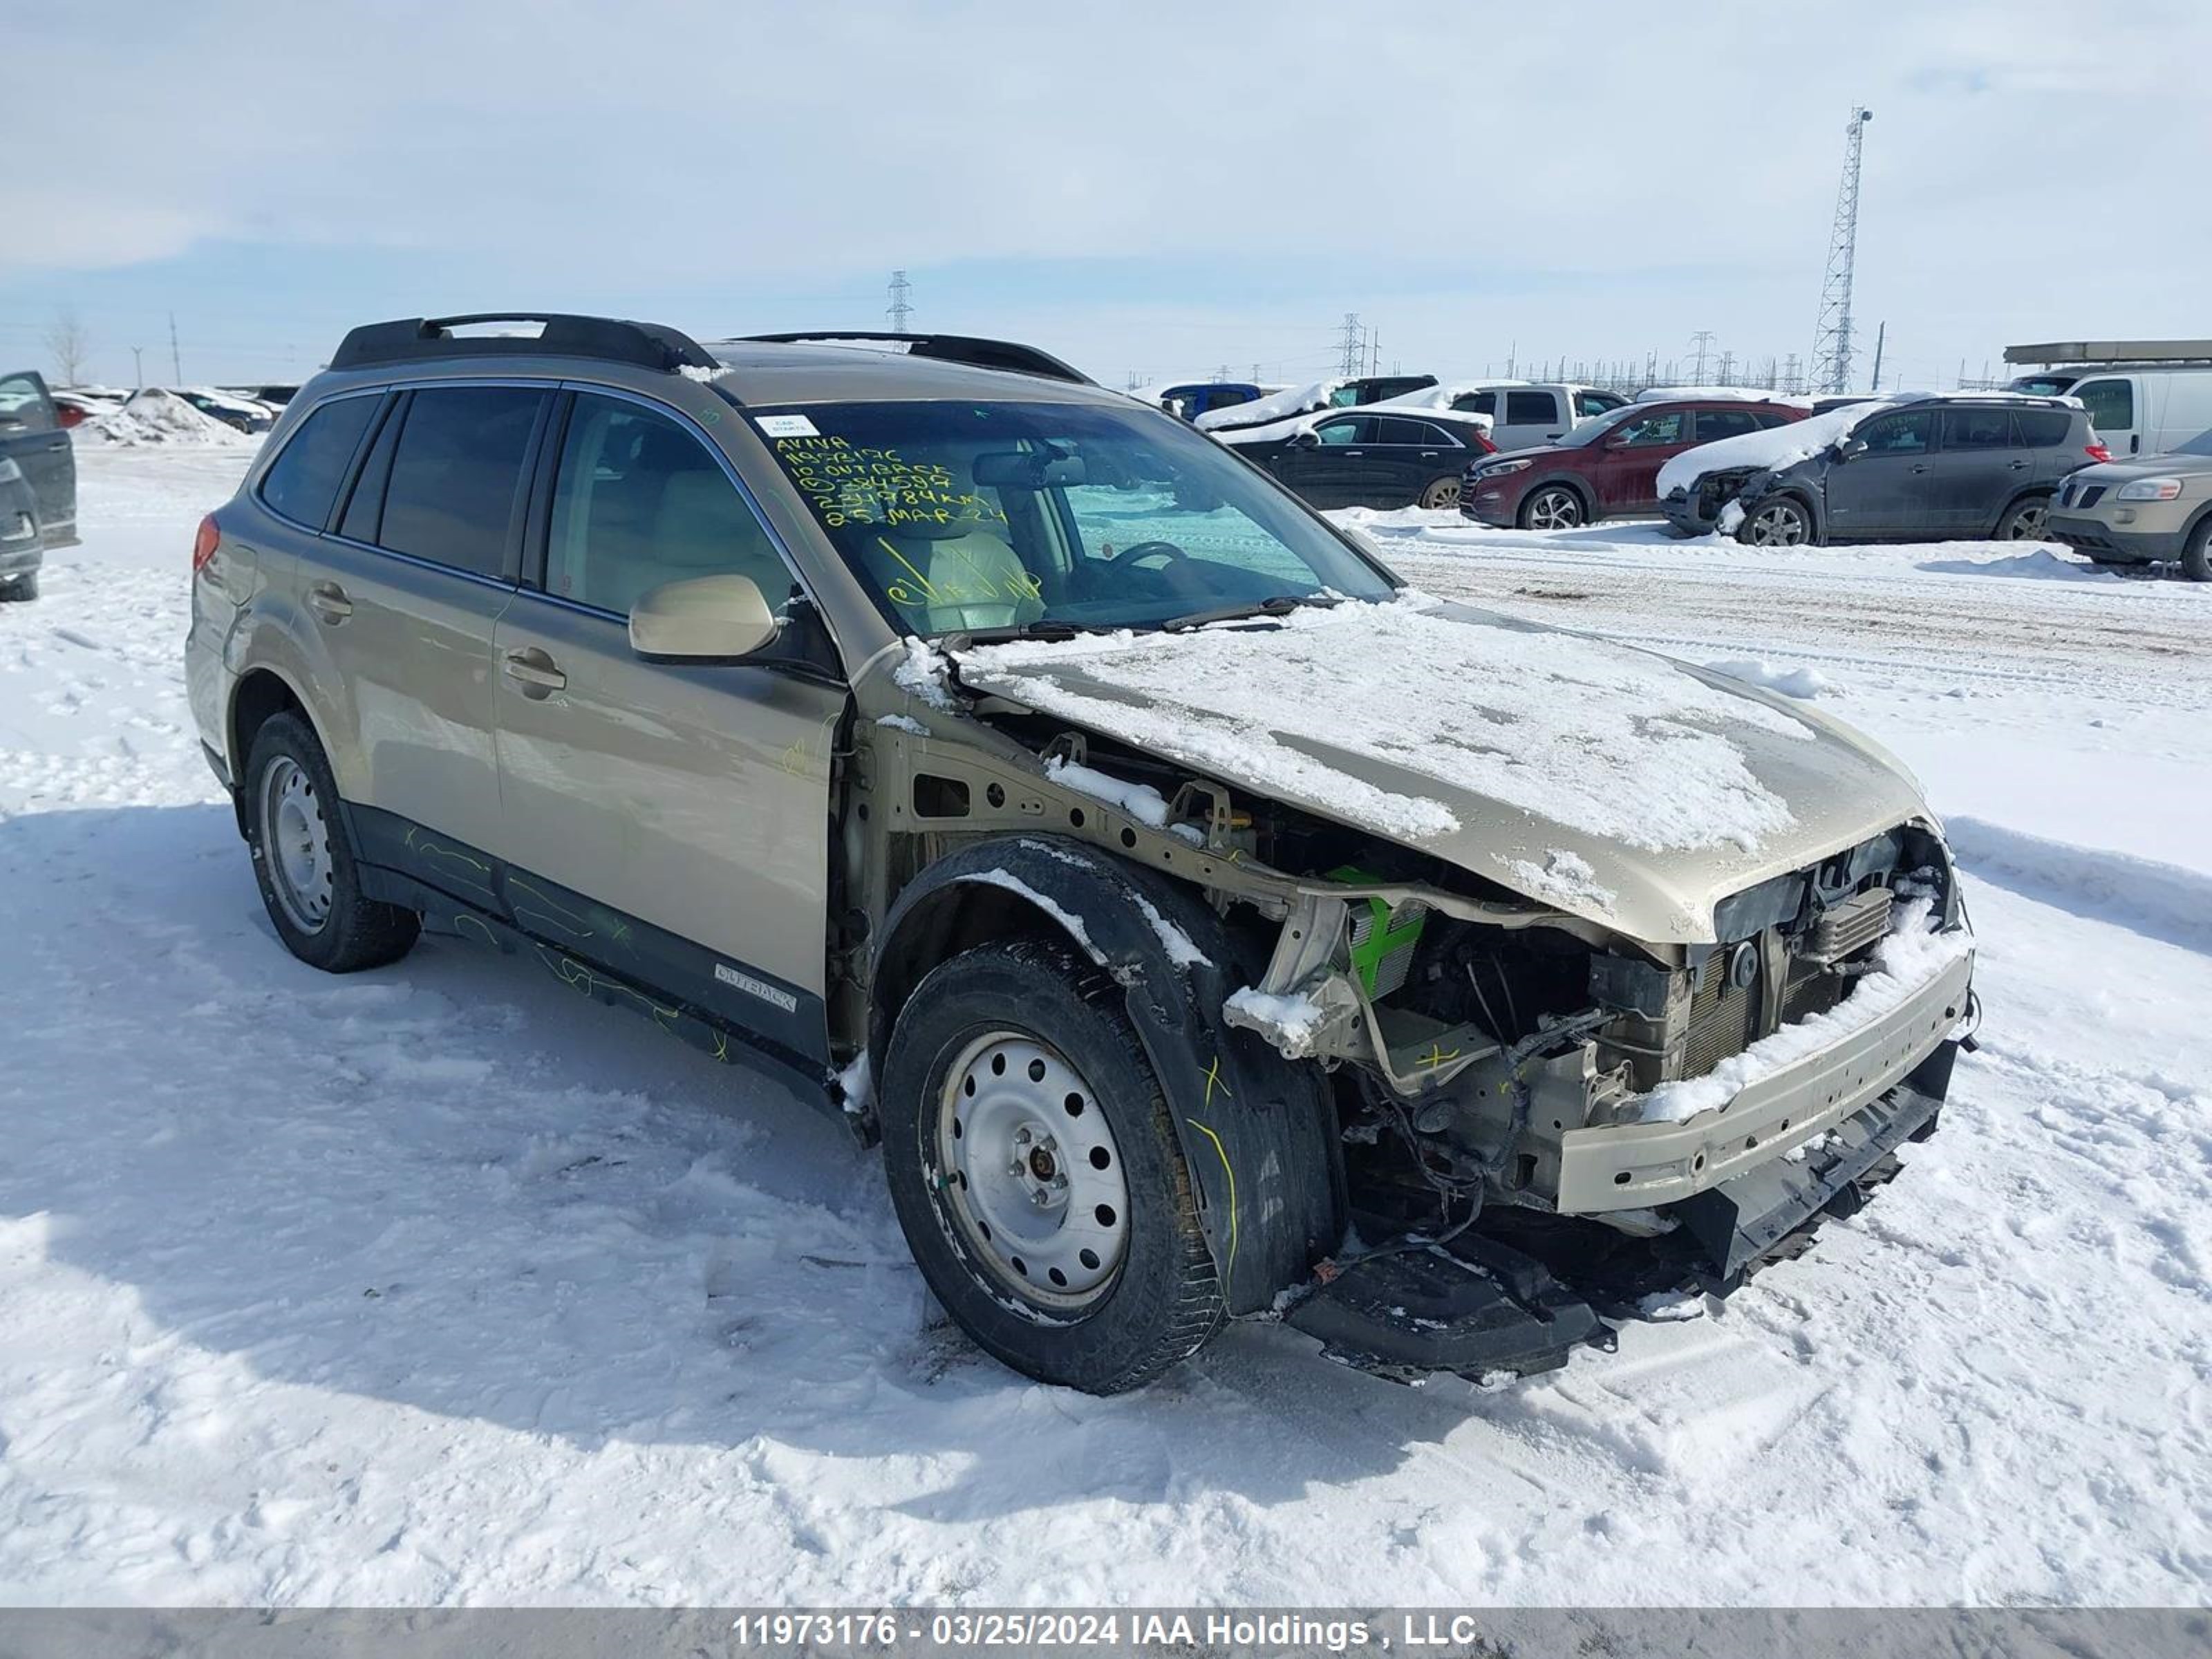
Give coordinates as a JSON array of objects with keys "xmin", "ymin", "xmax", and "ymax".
[
  {"xmin": 1663, "ymin": 395, "xmax": 2106, "ymax": 546},
  {"xmin": 1463, "ymin": 398, "xmax": 1808, "ymax": 530}
]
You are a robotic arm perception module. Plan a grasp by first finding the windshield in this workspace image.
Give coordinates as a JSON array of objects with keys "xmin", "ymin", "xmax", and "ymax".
[{"xmin": 753, "ymin": 398, "xmax": 1396, "ymax": 637}]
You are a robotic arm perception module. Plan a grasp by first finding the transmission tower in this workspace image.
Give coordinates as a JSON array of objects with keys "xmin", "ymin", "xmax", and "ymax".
[
  {"xmin": 1689, "ymin": 331, "xmax": 1716, "ymax": 382},
  {"xmin": 1338, "ymin": 313, "xmax": 1365, "ymax": 378},
  {"xmin": 886, "ymin": 269, "xmax": 914, "ymax": 334},
  {"xmin": 1810, "ymin": 106, "xmax": 1873, "ymax": 394}
]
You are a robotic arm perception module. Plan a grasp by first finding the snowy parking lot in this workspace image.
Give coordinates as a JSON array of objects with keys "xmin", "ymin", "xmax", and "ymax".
[{"xmin": 1, "ymin": 447, "xmax": 2206, "ymax": 1604}]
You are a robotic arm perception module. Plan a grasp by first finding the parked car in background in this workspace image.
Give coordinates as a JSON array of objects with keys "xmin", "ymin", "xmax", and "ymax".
[
  {"xmin": 0, "ymin": 452, "xmax": 42, "ymax": 599},
  {"xmin": 1226, "ymin": 406, "xmax": 1497, "ymax": 509},
  {"xmin": 1660, "ymin": 393, "xmax": 2103, "ymax": 547},
  {"xmin": 2045, "ymin": 427, "xmax": 2212, "ymax": 580},
  {"xmin": 178, "ymin": 388, "xmax": 276, "ymax": 434},
  {"xmin": 51, "ymin": 389, "xmax": 125, "ymax": 429},
  {"xmin": 2005, "ymin": 340, "xmax": 2212, "ymax": 460},
  {"xmin": 1153, "ymin": 381, "xmax": 1270, "ymax": 422},
  {"xmin": 1462, "ymin": 397, "xmax": 1807, "ymax": 529},
  {"xmin": 1389, "ymin": 382, "xmax": 1629, "ymax": 452},
  {"xmin": 0, "ymin": 368, "xmax": 78, "ymax": 573},
  {"xmin": 1194, "ymin": 374, "xmax": 1437, "ymax": 434},
  {"xmin": 225, "ymin": 384, "xmax": 301, "ymax": 407}
]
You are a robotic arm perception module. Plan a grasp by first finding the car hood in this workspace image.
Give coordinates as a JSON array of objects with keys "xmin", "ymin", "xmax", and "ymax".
[
  {"xmin": 2071, "ymin": 452, "xmax": 2212, "ymax": 484},
  {"xmin": 947, "ymin": 596, "xmax": 1931, "ymax": 946}
]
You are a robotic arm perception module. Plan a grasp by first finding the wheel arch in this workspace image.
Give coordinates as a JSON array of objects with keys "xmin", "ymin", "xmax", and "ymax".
[
  {"xmin": 1521, "ymin": 473, "xmax": 1594, "ymax": 523},
  {"xmin": 226, "ymin": 666, "xmax": 325, "ymax": 836},
  {"xmin": 1744, "ymin": 482, "xmax": 1825, "ymax": 543},
  {"xmin": 1993, "ymin": 485, "xmax": 2056, "ymax": 536},
  {"xmin": 869, "ymin": 835, "xmax": 1344, "ymax": 1315}
]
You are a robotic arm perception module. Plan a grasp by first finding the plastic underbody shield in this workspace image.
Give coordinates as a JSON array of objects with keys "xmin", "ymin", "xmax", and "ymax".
[{"xmin": 1282, "ymin": 1042, "xmax": 1958, "ymax": 1383}]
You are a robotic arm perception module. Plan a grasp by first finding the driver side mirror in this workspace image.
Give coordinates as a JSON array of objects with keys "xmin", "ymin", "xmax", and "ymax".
[
  {"xmin": 1833, "ymin": 438, "xmax": 1868, "ymax": 462},
  {"xmin": 630, "ymin": 574, "xmax": 779, "ymax": 662},
  {"xmin": 1286, "ymin": 429, "xmax": 1320, "ymax": 449}
]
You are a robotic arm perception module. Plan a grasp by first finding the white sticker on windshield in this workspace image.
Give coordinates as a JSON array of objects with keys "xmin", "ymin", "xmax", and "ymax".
[{"xmin": 756, "ymin": 413, "xmax": 820, "ymax": 439}]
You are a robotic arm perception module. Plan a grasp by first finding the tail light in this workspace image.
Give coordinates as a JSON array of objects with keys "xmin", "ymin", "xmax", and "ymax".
[
  {"xmin": 2085, "ymin": 443, "xmax": 2112, "ymax": 463},
  {"xmin": 1474, "ymin": 431, "xmax": 1498, "ymax": 454},
  {"xmin": 192, "ymin": 514, "xmax": 220, "ymax": 574}
]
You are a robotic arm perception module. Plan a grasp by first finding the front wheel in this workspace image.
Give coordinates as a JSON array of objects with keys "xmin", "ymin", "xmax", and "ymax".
[
  {"xmin": 1996, "ymin": 497, "xmax": 2050, "ymax": 541},
  {"xmin": 879, "ymin": 937, "xmax": 1223, "ymax": 1393},
  {"xmin": 245, "ymin": 711, "xmax": 420, "ymax": 973},
  {"xmin": 1418, "ymin": 475, "xmax": 1461, "ymax": 511},
  {"xmin": 2184, "ymin": 517, "xmax": 2212, "ymax": 583},
  {"xmin": 0, "ymin": 571, "xmax": 37, "ymax": 602},
  {"xmin": 1738, "ymin": 496, "xmax": 1815, "ymax": 547},
  {"xmin": 1519, "ymin": 483, "xmax": 1585, "ymax": 531}
]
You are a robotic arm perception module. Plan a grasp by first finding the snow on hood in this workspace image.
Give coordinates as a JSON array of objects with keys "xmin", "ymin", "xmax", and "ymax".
[
  {"xmin": 1654, "ymin": 396, "xmax": 1910, "ymax": 498},
  {"xmin": 948, "ymin": 596, "xmax": 1927, "ymax": 941}
]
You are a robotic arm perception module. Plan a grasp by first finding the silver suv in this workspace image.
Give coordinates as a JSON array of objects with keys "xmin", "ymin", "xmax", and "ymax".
[{"xmin": 187, "ymin": 313, "xmax": 1977, "ymax": 1394}]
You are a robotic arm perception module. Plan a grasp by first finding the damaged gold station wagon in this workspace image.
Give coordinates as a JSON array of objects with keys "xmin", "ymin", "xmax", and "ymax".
[{"xmin": 187, "ymin": 314, "xmax": 1979, "ymax": 1394}]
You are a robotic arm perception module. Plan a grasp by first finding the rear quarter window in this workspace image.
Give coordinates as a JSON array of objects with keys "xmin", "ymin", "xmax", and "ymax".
[
  {"xmin": 2012, "ymin": 409, "xmax": 2073, "ymax": 447},
  {"xmin": 259, "ymin": 395, "xmax": 379, "ymax": 529}
]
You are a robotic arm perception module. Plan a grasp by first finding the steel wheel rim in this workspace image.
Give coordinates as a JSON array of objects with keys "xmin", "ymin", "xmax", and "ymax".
[
  {"xmin": 1750, "ymin": 503, "xmax": 1805, "ymax": 546},
  {"xmin": 2008, "ymin": 505, "xmax": 2046, "ymax": 540},
  {"xmin": 259, "ymin": 756, "xmax": 335, "ymax": 933},
  {"xmin": 1528, "ymin": 489, "xmax": 1581, "ymax": 530},
  {"xmin": 935, "ymin": 1029, "xmax": 1130, "ymax": 1311}
]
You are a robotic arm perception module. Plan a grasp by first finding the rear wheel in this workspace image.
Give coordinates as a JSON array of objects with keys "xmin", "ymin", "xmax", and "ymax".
[
  {"xmin": 879, "ymin": 936, "xmax": 1223, "ymax": 1393},
  {"xmin": 245, "ymin": 712, "xmax": 420, "ymax": 973},
  {"xmin": 1418, "ymin": 475, "xmax": 1461, "ymax": 511},
  {"xmin": 1519, "ymin": 484, "xmax": 1585, "ymax": 531},
  {"xmin": 0, "ymin": 572, "xmax": 37, "ymax": 602},
  {"xmin": 2184, "ymin": 517, "xmax": 2212, "ymax": 583},
  {"xmin": 1996, "ymin": 497, "xmax": 2051, "ymax": 541},
  {"xmin": 1738, "ymin": 496, "xmax": 1815, "ymax": 548}
]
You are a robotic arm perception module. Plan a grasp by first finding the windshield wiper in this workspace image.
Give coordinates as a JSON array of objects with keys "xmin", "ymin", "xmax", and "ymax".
[
  {"xmin": 1161, "ymin": 592, "xmax": 1329, "ymax": 632},
  {"xmin": 948, "ymin": 619, "xmax": 1090, "ymax": 646}
]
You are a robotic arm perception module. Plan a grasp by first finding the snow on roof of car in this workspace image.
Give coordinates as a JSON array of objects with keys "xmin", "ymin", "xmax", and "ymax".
[
  {"xmin": 1192, "ymin": 378, "xmax": 1349, "ymax": 431},
  {"xmin": 1635, "ymin": 386, "xmax": 1815, "ymax": 406},
  {"xmin": 1210, "ymin": 402, "xmax": 1494, "ymax": 447},
  {"xmin": 951, "ymin": 592, "xmax": 1812, "ymax": 854}
]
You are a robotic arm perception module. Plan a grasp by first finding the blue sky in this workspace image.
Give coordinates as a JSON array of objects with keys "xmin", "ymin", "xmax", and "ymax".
[{"xmin": 8, "ymin": 1, "xmax": 2205, "ymax": 392}]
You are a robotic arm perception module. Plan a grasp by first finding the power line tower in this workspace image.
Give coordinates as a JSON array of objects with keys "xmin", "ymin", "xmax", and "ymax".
[
  {"xmin": 1689, "ymin": 330, "xmax": 1716, "ymax": 382},
  {"xmin": 1715, "ymin": 349, "xmax": 1736, "ymax": 385},
  {"xmin": 1338, "ymin": 313, "xmax": 1365, "ymax": 378},
  {"xmin": 886, "ymin": 270, "xmax": 914, "ymax": 335},
  {"xmin": 1810, "ymin": 106, "xmax": 1874, "ymax": 394},
  {"xmin": 1783, "ymin": 352, "xmax": 1803, "ymax": 395}
]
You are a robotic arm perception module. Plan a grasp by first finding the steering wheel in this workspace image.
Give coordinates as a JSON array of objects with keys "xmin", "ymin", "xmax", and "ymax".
[{"xmin": 1115, "ymin": 540, "xmax": 1190, "ymax": 570}]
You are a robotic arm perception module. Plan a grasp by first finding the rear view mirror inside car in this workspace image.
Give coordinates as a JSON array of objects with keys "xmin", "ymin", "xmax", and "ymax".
[{"xmin": 971, "ymin": 449, "xmax": 1088, "ymax": 488}]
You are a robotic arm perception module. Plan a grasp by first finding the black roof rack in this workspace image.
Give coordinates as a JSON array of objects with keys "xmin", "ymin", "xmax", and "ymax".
[
  {"xmin": 330, "ymin": 313, "xmax": 719, "ymax": 374},
  {"xmin": 740, "ymin": 331, "xmax": 1094, "ymax": 386}
]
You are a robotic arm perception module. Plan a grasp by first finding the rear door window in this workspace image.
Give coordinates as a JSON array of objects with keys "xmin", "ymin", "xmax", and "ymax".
[
  {"xmin": 374, "ymin": 386, "xmax": 547, "ymax": 579},
  {"xmin": 2071, "ymin": 379, "xmax": 2133, "ymax": 437},
  {"xmin": 1504, "ymin": 391, "xmax": 1558, "ymax": 426},
  {"xmin": 543, "ymin": 393, "xmax": 791, "ymax": 616},
  {"xmin": 1939, "ymin": 406, "xmax": 2012, "ymax": 450},
  {"xmin": 1693, "ymin": 409, "xmax": 1763, "ymax": 442},
  {"xmin": 1371, "ymin": 416, "xmax": 1442, "ymax": 446},
  {"xmin": 259, "ymin": 395, "xmax": 379, "ymax": 529}
]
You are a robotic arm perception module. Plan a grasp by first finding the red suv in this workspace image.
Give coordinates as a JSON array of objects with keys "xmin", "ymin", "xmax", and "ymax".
[{"xmin": 1462, "ymin": 398, "xmax": 1810, "ymax": 530}]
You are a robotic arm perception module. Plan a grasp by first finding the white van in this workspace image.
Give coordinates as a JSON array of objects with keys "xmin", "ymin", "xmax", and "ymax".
[
  {"xmin": 2005, "ymin": 341, "xmax": 2212, "ymax": 459},
  {"xmin": 1374, "ymin": 382, "xmax": 1628, "ymax": 453}
]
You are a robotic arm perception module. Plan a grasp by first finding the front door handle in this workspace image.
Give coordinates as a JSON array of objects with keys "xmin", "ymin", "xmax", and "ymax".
[
  {"xmin": 44, "ymin": 440, "xmax": 69, "ymax": 453},
  {"xmin": 1911, "ymin": 463, "xmax": 1931, "ymax": 474},
  {"xmin": 503, "ymin": 648, "xmax": 567, "ymax": 697},
  {"xmin": 2008, "ymin": 458, "xmax": 2030, "ymax": 469},
  {"xmin": 306, "ymin": 581, "xmax": 353, "ymax": 623}
]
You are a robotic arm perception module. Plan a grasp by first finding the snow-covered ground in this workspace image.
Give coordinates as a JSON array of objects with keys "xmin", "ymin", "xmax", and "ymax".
[{"xmin": 1, "ymin": 452, "xmax": 2207, "ymax": 1605}]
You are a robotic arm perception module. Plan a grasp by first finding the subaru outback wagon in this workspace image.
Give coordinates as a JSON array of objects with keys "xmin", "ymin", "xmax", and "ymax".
[{"xmin": 187, "ymin": 314, "xmax": 1977, "ymax": 1394}]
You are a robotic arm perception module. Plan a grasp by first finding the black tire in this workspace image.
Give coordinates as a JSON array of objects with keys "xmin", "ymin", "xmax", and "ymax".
[
  {"xmin": 1418, "ymin": 475, "xmax": 1461, "ymax": 511},
  {"xmin": 1736, "ymin": 494, "xmax": 1817, "ymax": 548},
  {"xmin": 1517, "ymin": 482, "xmax": 1586, "ymax": 532},
  {"xmin": 2184, "ymin": 517, "xmax": 2212, "ymax": 583},
  {"xmin": 879, "ymin": 936, "xmax": 1223, "ymax": 1393},
  {"xmin": 243, "ymin": 711, "xmax": 420, "ymax": 973},
  {"xmin": 0, "ymin": 571, "xmax": 37, "ymax": 602},
  {"xmin": 1996, "ymin": 496, "xmax": 2052, "ymax": 541}
]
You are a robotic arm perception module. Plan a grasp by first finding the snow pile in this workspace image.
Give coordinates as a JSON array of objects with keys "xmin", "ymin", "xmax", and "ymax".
[
  {"xmin": 892, "ymin": 637, "xmax": 955, "ymax": 709},
  {"xmin": 1636, "ymin": 387, "xmax": 1813, "ymax": 406},
  {"xmin": 1630, "ymin": 903, "xmax": 1973, "ymax": 1124},
  {"xmin": 953, "ymin": 596, "xmax": 1815, "ymax": 854},
  {"xmin": 1194, "ymin": 378, "xmax": 1347, "ymax": 432},
  {"xmin": 1705, "ymin": 658, "xmax": 1842, "ymax": 699},
  {"xmin": 74, "ymin": 388, "xmax": 256, "ymax": 448},
  {"xmin": 1655, "ymin": 397, "xmax": 1909, "ymax": 498}
]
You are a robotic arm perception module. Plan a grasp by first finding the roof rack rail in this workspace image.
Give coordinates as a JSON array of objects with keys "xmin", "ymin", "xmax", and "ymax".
[
  {"xmin": 741, "ymin": 331, "xmax": 1094, "ymax": 386},
  {"xmin": 330, "ymin": 313, "xmax": 720, "ymax": 374},
  {"xmin": 2005, "ymin": 339, "xmax": 2212, "ymax": 368}
]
